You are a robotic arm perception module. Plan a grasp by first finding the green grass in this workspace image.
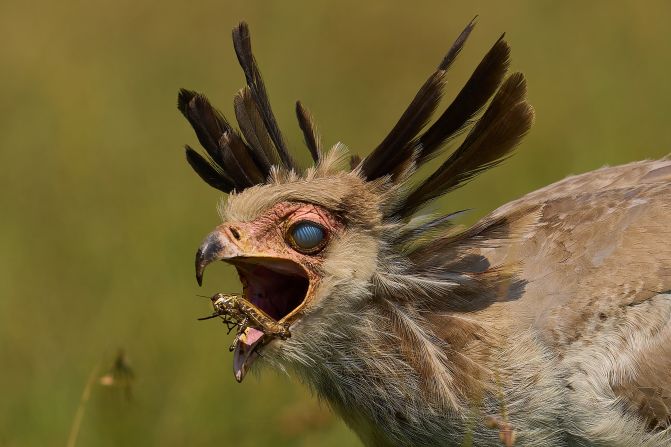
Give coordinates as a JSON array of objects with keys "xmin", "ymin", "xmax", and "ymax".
[{"xmin": 1, "ymin": 1, "xmax": 670, "ymax": 445}]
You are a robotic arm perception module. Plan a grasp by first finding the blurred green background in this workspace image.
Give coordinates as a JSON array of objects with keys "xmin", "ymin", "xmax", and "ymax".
[{"xmin": 2, "ymin": 1, "xmax": 670, "ymax": 446}]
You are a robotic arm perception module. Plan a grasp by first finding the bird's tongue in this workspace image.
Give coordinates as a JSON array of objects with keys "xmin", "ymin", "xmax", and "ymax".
[{"xmin": 233, "ymin": 327, "xmax": 264, "ymax": 382}]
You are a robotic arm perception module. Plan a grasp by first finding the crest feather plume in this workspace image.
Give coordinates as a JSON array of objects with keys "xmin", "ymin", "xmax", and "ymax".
[{"xmin": 179, "ymin": 19, "xmax": 534, "ymax": 221}]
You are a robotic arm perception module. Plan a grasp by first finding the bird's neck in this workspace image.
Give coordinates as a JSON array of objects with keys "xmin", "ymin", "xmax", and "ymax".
[{"xmin": 285, "ymin": 296, "xmax": 498, "ymax": 445}]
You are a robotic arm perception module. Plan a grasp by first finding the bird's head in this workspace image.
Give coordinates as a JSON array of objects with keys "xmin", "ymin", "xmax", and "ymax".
[
  {"xmin": 194, "ymin": 156, "xmax": 388, "ymax": 380},
  {"xmin": 180, "ymin": 21, "xmax": 533, "ymax": 381}
]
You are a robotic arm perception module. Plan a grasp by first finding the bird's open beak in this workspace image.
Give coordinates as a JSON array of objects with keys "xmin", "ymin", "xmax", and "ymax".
[{"xmin": 195, "ymin": 227, "xmax": 312, "ymax": 381}]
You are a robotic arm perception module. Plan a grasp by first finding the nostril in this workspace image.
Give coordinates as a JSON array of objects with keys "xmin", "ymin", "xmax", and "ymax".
[{"xmin": 230, "ymin": 226, "xmax": 241, "ymax": 240}]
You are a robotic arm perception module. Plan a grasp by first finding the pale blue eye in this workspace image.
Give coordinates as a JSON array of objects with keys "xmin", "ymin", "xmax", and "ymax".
[{"xmin": 290, "ymin": 221, "xmax": 326, "ymax": 251}]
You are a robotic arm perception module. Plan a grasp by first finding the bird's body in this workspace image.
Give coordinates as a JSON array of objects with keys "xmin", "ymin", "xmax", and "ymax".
[
  {"xmin": 286, "ymin": 158, "xmax": 671, "ymax": 447},
  {"xmin": 180, "ymin": 21, "xmax": 671, "ymax": 446}
]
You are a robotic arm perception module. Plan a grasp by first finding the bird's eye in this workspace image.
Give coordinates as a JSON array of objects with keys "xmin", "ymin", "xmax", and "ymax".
[{"xmin": 288, "ymin": 221, "xmax": 327, "ymax": 253}]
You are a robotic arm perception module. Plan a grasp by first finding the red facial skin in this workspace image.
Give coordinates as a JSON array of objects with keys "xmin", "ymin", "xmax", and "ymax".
[
  {"xmin": 222, "ymin": 201, "xmax": 340, "ymax": 263},
  {"xmin": 215, "ymin": 201, "xmax": 344, "ymax": 319}
]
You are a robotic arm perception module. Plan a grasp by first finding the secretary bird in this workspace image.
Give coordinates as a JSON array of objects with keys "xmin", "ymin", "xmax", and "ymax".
[{"xmin": 179, "ymin": 20, "xmax": 671, "ymax": 447}]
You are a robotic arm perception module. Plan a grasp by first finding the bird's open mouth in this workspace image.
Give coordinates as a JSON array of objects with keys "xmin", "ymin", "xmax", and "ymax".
[
  {"xmin": 194, "ymin": 231, "xmax": 314, "ymax": 381},
  {"xmin": 222, "ymin": 257, "xmax": 310, "ymax": 382},
  {"xmin": 230, "ymin": 257, "xmax": 310, "ymax": 322}
]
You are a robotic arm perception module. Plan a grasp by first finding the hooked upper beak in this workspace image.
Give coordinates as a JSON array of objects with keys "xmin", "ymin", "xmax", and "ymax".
[{"xmin": 195, "ymin": 228, "xmax": 241, "ymax": 286}]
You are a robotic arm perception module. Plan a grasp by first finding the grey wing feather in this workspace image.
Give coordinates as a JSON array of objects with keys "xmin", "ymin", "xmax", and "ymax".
[{"xmin": 482, "ymin": 158, "xmax": 671, "ymax": 435}]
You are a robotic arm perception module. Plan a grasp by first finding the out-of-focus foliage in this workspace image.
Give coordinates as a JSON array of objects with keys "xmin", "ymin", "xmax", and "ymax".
[{"xmin": 1, "ymin": 1, "xmax": 670, "ymax": 446}]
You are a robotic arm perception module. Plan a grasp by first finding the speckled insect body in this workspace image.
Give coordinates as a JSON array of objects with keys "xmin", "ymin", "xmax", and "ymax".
[{"xmin": 201, "ymin": 293, "xmax": 292, "ymax": 345}]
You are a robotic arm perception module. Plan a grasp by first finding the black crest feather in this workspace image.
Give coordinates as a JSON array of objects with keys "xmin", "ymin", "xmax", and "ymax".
[
  {"xmin": 414, "ymin": 34, "xmax": 511, "ymax": 166},
  {"xmin": 233, "ymin": 87, "xmax": 276, "ymax": 170},
  {"xmin": 179, "ymin": 20, "xmax": 533, "ymax": 222},
  {"xmin": 400, "ymin": 73, "xmax": 533, "ymax": 216},
  {"xmin": 177, "ymin": 88, "xmax": 270, "ymax": 190},
  {"xmin": 179, "ymin": 22, "xmax": 311, "ymax": 192},
  {"xmin": 360, "ymin": 70, "xmax": 446, "ymax": 180},
  {"xmin": 184, "ymin": 145, "xmax": 235, "ymax": 193},
  {"xmin": 231, "ymin": 22, "xmax": 296, "ymax": 171},
  {"xmin": 360, "ymin": 18, "xmax": 480, "ymax": 181},
  {"xmin": 295, "ymin": 101, "xmax": 322, "ymax": 163}
]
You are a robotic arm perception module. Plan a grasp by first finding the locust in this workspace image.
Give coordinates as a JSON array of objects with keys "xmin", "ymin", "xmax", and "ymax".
[{"xmin": 199, "ymin": 293, "xmax": 291, "ymax": 348}]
